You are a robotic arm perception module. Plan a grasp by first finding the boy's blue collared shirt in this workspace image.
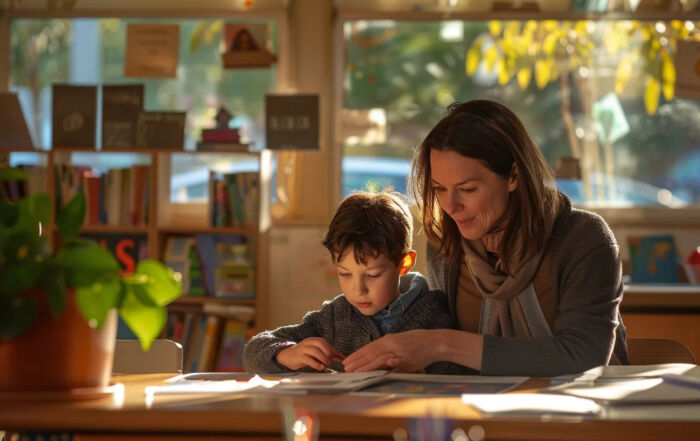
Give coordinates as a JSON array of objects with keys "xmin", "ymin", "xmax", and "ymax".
[{"xmin": 371, "ymin": 273, "xmax": 426, "ymax": 335}]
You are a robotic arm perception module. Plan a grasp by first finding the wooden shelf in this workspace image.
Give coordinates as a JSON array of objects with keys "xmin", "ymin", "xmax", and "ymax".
[
  {"xmin": 172, "ymin": 296, "xmax": 256, "ymax": 306},
  {"xmin": 0, "ymin": 148, "xmax": 49, "ymax": 153},
  {"xmin": 81, "ymin": 225, "xmax": 150, "ymax": 233},
  {"xmin": 158, "ymin": 225, "xmax": 259, "ymax": 235}
]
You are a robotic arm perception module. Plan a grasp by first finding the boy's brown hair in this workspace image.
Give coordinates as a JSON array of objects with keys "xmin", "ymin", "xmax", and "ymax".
[{"xmin": 323, "ymin": 190, "xmax": 413, "ymax": 266}]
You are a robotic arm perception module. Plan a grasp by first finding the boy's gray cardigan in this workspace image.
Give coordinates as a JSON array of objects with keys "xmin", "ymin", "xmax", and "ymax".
[{"xmin": 243, "ymin": 273, "xmax": 460, "ymax": 374}]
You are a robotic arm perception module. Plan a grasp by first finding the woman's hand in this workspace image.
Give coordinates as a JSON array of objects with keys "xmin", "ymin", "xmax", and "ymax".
[
  {"xmin": 276, "ymin": 337, "xmax": 345, "ymax": 371},
  {"xmin": 342, "ymin": 330, "xmax": 438, "ymax": 373}
]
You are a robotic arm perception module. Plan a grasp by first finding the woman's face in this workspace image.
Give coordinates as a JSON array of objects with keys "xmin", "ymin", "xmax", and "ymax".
[{"xmin": 430, "ymin": 149, "xmax": 517, "ymax": 241}]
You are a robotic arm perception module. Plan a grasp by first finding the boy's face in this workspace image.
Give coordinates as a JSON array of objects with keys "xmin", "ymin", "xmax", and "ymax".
[{"xmin": 335, "ymin": 251, "xmax": 401, "ymax": 316}]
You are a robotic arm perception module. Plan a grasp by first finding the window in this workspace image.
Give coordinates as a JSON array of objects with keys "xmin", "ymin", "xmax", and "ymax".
[
  {"xmin": 341, "ymin": 19, "xmax": 700, "ymax": 207},
  {"xmin": 10, "ymin": 17, "xmax": 277, "ymax": 203}
]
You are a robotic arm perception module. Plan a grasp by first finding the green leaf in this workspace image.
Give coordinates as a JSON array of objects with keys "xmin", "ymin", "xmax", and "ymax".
[
  {"xmin": 0, "ymin": 201, "xmax": 18, "ymax": 227},
  {"xmin": 132, "ymin": 259, "xmax": 182, "ymax": 307},
  {"xmin": 0, "ymin": 167, "xmax": 29, "ymax": 181},
  {"xmin": 119, "ymin": 287, "xmax": 167, "ymax": 351},
  {"xmin": 40, "ymin": 267, "xmax": 67, "ymax": 318},
  {"xmin": 75, "ymin": 277, "xmax": 121, "ymax": 329},
  {"xmin": 25, "ymin": 192, "xmax": 51, "ymax": 226},
  {"xmin": 55, "ymin": 240, "xmax": 120, "ymax": 287},
  {"xmin": 0, "ymin": 295, "xmax": 37, "ymax": 341},
  {"xmin": 57, "ymin": 193, "xmax": 86, "ymax": 239}
]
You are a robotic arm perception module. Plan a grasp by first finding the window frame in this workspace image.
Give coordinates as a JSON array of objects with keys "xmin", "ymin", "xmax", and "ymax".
[{"xmin": 332, "ymin": 7, "xmax": 700, "ymax": 228}]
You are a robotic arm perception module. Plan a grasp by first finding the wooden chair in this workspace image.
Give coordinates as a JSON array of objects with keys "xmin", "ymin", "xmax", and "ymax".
[
  {"xmin": 626, "ymin": 338, "xmax": 696, "ymax": 365},
  {"xmin": 113, "ymin": 339, "xmax": 183, "ymax": 374}
]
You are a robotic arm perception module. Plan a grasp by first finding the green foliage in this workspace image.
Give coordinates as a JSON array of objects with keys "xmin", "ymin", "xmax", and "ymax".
[{"xmin": 0, "ymin": 182, "xmax": 182, "ymax": 350}]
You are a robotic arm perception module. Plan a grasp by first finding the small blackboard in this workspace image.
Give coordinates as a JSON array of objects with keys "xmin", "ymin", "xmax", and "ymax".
[
  {"xmin": 265, "ymin": 94, "xmax": 319, "ymax": 150},
  {"xmin": 52, "ymin": 84, "xmax": 97, "ymax": 149},
  {"xmin": 102, "ymin": 84, "xmax": 144, "ymax": 148},
  {"xmin": 136, "ymin": 111, "xmax": 186, "ymax": 149}
]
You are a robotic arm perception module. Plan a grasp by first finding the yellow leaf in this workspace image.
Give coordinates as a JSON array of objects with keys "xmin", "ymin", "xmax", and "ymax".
[
  {"xmin": 498, "ymin": 58, "xmax": 510, "ymax": 85},
  {"xmin": 645, "ymin": 76, "xmax": 660, "ymax": 115},
  {"xmin": 517, "ymin": 66, "xmax": 531, "ymax": 89},
  {"xmin": 535, "ymin": 59, "xmax": 550, "ymax": 89},
  {"xmin": 525, "ymin": 20, "xmax": 538, "ymax": 34},
  {"xmin": 489, "ymin": 21, "xmax": 502, "ymax": 37},
  {"xmin": 543, "ymin": 33, "xmax": 558, "ymax": 56},
  {"xmin": 189, "ymin": 22, "xmax": 207, "ymax": 52},
  {"xmin": 671, "ymin": 20, "xmax": 681, "ymax": 31},
  {"xmin": 615, "ymin": 55, "xmax": 633, "ymax": 94},
  {"xmin": 466, "ymin": 46, "xmax": 481, "ymax": 76},
  {"xmin": 662, "ymin": 53, "xmax": 676, "ymax": 84},
  {"xmin": 662, "ymin": 54, "xmax": 675, "ymax": 100},
  {"xmin": 663, "ymin": 81, "xmax": 675, "ymax": 101},
  {"xmin": 485, "ymin": 45, "xmax": 498, "ymax": 72},
  {"xmin": 543, "ymin": 20, "xmax": 558, "ymax": 32},
  {"xmin": 551, "ymin": 64, "xmax": 560, "ymax": 82},
  {"xmin": 504, "ymin": 21, "xmax": 521, "ymax": 42},
  {"xmin": 575, "ymin": 21, "xmax": 587, "ymax": 36},
  {"xmin": 641, "ymin": 26, "xmax": 652, "ymax": 41}
]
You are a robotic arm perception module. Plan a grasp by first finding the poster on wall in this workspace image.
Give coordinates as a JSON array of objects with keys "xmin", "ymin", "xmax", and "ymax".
[
  {"xmin": 675, "ymin": 40, "xmax": 700, "ymax": 101},
  {"xmin": 221, "ymin": 23, "xmax": 276, "ymax": 69},
  {"xmin": 125, "ymin": 24, "xmax": 179, "ymax": 78}
]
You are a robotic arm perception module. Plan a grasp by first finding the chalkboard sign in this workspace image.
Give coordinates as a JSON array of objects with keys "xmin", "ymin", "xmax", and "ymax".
[
  {"xmin": 0, "ymin": 92, "xmax": 34, "ymax": 149},
  {"xmin": 265, "ymin": 94, "xmax": 319, "ymax": 150},
  {"xmin": 102, "ymin": 84, "xmax": 144, "ymax": 148},
  {"xmin": 136, "ymin": 111, "xmax": 186, "ymax": 149},
  {"xmin": 52, "ymin": 84, "xmax": 96, "ymax": 149}
]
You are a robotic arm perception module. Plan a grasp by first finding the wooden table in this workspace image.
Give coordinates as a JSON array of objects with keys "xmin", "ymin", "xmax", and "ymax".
[{"xmin": 2, "ymin": 374, "xmax": 700, "ymax": 441}]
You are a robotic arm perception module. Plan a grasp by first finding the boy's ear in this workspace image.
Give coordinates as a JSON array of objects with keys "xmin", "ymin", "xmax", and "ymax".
[{"xmin": 398, "ymin": 250, "xmax": 417, "ymax": 275}]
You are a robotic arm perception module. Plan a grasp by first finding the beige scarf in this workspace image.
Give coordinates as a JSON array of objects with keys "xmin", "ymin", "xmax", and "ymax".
[{"xmin": 461, "ymin": 203, "xmax": 559, "ymax": 338}]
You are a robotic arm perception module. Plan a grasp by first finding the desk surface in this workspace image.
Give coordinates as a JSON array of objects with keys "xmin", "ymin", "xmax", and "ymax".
[{"xmin": 1, "ymin": 374, "xmax": 700, "ymax": 441}]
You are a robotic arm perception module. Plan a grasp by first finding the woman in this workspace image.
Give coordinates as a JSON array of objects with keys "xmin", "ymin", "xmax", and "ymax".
[{"xmin": 343, "ymin": 100, "xmax": 630, "ymax": 376}]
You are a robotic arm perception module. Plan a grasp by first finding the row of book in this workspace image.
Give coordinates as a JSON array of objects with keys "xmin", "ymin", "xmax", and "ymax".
[
  {"xmin": 0, "ymin": 165, "xmax": 47, "ymax": 202},
  {"xmin": 163, "ymin": 234, "xmax": 255, "ymax": 299},
  {"xmin": 54, "ymin": 164, "xmax": 151, "ymax": 226},
  {"xmin": 208, "ymin": 171, "xmax": 259, "ymax": 227},
  {"xmin": 163, "ymin": 303, "xmax": 255, "ymax": 372}
]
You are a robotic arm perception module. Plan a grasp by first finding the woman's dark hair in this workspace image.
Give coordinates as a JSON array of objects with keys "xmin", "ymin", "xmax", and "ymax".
[
  {"xmin": 409, "ymin": 100, "xmax": 559, "ymax": 272},
  {"xmin": 323, "ymin": 190, "xmax": 413, "ymax": 266}
]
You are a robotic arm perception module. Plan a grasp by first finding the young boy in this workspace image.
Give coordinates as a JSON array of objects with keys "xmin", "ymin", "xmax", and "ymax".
[{"xmin": 242, "ymin": 190, "xmax": 456, "ymax": 374}]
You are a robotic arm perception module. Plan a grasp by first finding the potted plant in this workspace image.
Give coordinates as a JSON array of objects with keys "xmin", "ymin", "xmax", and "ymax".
[{"xmin": 0, "ymin": 168, "xmax": 182, "ymax": 392}]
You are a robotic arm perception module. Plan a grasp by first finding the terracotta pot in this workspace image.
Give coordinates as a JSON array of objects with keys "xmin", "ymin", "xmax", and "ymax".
[{"xmin": 0, "ymin": 288, "xmax": 117, "ymax": 392}]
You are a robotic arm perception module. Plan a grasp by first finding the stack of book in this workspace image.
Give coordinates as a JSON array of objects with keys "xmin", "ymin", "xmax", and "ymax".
[
  {"xmin": 163, "ymin": 303, "xmax": 254, "ymax": 372},
  {"xmin": 208, "ymin": 171, "xmax": 259, "ymax": 227},
  {"xmin": 54, "ymin": 164, "xmax": 151, "ymax": 226}
]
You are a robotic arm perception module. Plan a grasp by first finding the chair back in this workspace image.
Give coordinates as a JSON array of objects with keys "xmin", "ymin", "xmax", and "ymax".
[
  {"xmin": 113, "ymin": 339, "xmax": 183, "ymax": 374},
  {"xmin": 626, "ymin": 338, "xmax": 696, "ymax": 365}
]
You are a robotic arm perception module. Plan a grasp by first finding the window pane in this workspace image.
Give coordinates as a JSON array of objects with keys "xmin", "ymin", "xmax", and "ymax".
[
  {"xmin": 10, "ymin": 18, "xmax": 277, "ymax": 203},
  {"xmin": 342, "ymin": 19, "xmax": 700, "ymax": 207}
]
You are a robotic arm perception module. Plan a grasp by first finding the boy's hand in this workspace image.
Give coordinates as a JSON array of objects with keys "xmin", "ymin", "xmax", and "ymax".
[{"xmin": 276, "ymin": 337, "xmax": 345, "ymax": 371}]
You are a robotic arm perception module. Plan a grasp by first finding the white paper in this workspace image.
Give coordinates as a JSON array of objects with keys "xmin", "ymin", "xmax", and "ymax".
[{"xmin": 461, "ymin": 393, "xmax": 601, "ymax": 417}]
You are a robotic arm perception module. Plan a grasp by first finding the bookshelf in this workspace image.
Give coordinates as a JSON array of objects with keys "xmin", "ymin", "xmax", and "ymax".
[{"xmin": 3, "ymin": 146, "xmax": 271, "ymax": 372}]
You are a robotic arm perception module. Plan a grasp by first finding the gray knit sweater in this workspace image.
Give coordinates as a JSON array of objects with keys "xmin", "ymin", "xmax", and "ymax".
[
  {"xmin": 427, "ymin": 194, "xmax": 630, "ymax": 377},
  {"xmin": 243, "ymin": 273, "xmax": 459, "ymax": 374}
]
